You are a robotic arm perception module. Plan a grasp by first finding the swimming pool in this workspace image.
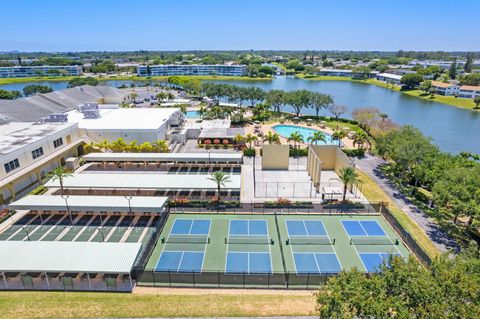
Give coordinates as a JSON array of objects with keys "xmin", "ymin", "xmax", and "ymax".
[
  {"xmin": 185, "ymin": 110, "xmax": 200, "ymax": 118},
  {"xmin": 272, "ymin": 125, "xmax": 338, "ymax": 145}
]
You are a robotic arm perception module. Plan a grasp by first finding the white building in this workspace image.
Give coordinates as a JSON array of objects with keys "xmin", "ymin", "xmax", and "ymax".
[
  {"xmin": 0, "ymin": 121, "xmax": 83, "ymax": 204},
  {"xmin": 431, "ymin": 81, "xmax": 459, "ymax": 96},
  {"xmin": 137, "ymin": 65, "xmax": 247, "ymax": 77},
  {"xmin": 458, "ymin": 85, "xmax": 480, "ymax": 99},
  {"xmin": 0, "ymin": 65, "xmax": 82, "ymax": 78},
  {"xmin": 375, "ymin": 73, "xmax": 403, "ymax": 85}
]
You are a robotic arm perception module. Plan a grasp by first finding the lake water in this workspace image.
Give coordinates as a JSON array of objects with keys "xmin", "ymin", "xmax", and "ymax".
[{"xmin": 2, "ymin": 76, "xmax": 479, "ymax": 154}]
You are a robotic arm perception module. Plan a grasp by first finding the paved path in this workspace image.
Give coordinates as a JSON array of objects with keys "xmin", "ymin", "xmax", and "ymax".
[{"xmin": 354, "ymin": 154, "xmax": 458, "ymax": 253}]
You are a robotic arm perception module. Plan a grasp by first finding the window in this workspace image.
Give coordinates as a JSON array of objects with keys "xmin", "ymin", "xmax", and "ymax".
[
  {"xmin": 53, "ymin": 138, "xmax": 63, "ymax": 148},
  {"xmin": 4, "ymin": 159, "xmax": 20, "ymax": 173},
  {"xmin": 31, "ymin": 147, "xmax": 44, "ymax": 159}
]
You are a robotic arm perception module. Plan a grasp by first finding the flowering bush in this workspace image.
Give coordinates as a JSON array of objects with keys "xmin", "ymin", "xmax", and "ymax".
[
  {"xmin": 222, "ymin": 139, "xmax": 229, "ymax": 145},
  {"xmin": 276, "ymin": 197, "xmax": 292, "ymax": 206},
  {"xmin": 213, "ymin": 139, "xmax": 221, "ymax": 144},
  {"xmin": 204, "ymin": 139, "xmax": 212, "ymax": 145}
]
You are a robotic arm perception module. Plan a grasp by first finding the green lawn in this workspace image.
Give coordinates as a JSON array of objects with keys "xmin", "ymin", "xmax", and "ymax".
[
  {"xmin": 0, "ymin": 75, "xmax": 271, "ymax": 86},
  {"xmin": 357, "ymin": 170, "xmax": 441, "ymax": 258},
  {"xmin": 402, "ymin": 90, "xmax": 477, "ymax": 109},
  {"xmin": 0, "ymin": 290, "xmax": 316, "ymax": 319}
]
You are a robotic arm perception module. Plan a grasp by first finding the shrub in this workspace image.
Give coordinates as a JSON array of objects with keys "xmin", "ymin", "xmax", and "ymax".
[
  {"xmin": 343, "ymin": 148, "xmax": 366, "ymax": 158},
  {"xmin": 289, "ymin": 148, "xmax": 308, "ymax": 157},
  {"xmin": 243, "ymin": 148, "xmax": 256, "ymax": 157}
]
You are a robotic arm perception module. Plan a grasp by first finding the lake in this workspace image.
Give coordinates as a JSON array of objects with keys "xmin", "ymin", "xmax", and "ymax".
[{"xmin": 2, "ymin": 76, "xmax": 479, "ymax": 154}]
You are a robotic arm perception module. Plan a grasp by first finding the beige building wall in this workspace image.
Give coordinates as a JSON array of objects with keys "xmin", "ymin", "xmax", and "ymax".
[
  {"xmin": 261, "ymin": 144, "xmax": 289, "ymax": 170},
  {"xmin": 307, "ymin": 145, "xmax": 355, "ymax": 191}
]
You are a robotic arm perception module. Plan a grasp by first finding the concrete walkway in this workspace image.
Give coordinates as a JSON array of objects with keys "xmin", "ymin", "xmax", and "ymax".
[{"xmin": 354, "ymin": 154, "xmax": 458, "ymax": 253}]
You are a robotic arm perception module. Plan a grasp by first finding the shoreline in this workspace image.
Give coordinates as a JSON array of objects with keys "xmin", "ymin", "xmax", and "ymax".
[
  {"xmin": 0, "ymin": 75, "xmax": 272, "ymax": 86},
  {"xmin": 297, "ymin": 74, "xmax": 477, "ymax": 110},
  {"xmin": 1, "ymin": 74, "xmax": 476, "ymax": 110}
]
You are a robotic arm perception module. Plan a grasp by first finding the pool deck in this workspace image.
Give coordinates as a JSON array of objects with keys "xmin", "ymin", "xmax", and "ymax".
[{"xmin": 244, "ymin": 121, "xmax": 355, "ymax": 149}]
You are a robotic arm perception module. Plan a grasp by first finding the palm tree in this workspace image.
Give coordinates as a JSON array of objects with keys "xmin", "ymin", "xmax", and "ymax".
[
  {"xmin": 338, "ymin": 167, "xmax": 361, "ymax": 202},
  {"xmin": 110, "ymin": 138, "xmax": 127, "ymax": 152},
  {"xmin": 130, "ymin": 92, "xmax": 138, "ymax": 101},
  {"xmin": 47, "ymin": 167, "xmax": 72, "ymax": 195},
  {"xmin": 307, "ymin": 131, "xmax": 326, "ymax": 145},
  {"xmin": 353, "ymin": 131, "xmax": 369, "ymax": 149},
  {"xmin": 208, "ymin": 171, "xmax": 232, "ymax": 202},
  {"xmin": 287, "ymin": 132, "xmax": 304, "ymax": 148},
  {"xmin": 245, "ymin": 133, "xmax": 258, "ymax": 149},
  {"xmin": 233, "ymin": 134, "xmax": 245, "ymax": 145},
  {"xmin": 126, "ymin": 140, "xmax": 139, "ymax": 152},
  {"xmin": 332, "ymin": 131, "xmax": 346, "ymax": 147},
  {"xmin": 156, "ymin": 92, "xmax": 167, "ymax": 101},
  {"xmin": 153, "ymin": 140, "xmax": 169, "ymax": 153},
  {"xmin": 262, "ymin": 131, "xmax": 281, "ymax": 144},
  {"xmin": 167, "ymin": 92, "xmax": 175, "ymax": 100},
  {"xmin": 96, "ymin": 139, "xmax": 111, "ymax": 152},
  {"xmin": 178, "ymin": 104, "xmax": 188, "ymax": 114}
]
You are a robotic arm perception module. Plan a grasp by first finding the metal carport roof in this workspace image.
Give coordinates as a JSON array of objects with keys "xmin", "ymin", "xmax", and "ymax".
[
  {"xmin": 44, "ymin": 173, "xmax": 241, "ymax": 190},
  {"xmin": 0, "ymin": 241, "xmax": 141, "ymax": 273},
  {"xmin": 8, "ymin": 195, "xmax": 169, "ymax": 213}
]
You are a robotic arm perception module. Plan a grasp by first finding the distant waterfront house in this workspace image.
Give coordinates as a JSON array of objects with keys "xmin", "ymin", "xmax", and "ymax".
[
  {"xmin": 375, "ymin": 73, "xmax": 402, "ymax": 85},
  {"xmin": 136, "ymin": 64, "xmax": 247, "ymax": 77},
  {"xmin": 458, "ymin": 85, "xmax": 480, "ymax": 99},
  {"xmin": 318, "ymin": 68, "xmax": 353, "ymax": 77},
  {"xmin": 0, "ymin": 65, "xmax": 82, "ymax": 78},
  {"xmin": 431, "ymin": 81, "xmax": 459, "ymax": 96}
]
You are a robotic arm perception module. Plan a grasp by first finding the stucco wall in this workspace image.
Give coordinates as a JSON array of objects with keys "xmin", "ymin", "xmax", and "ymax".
[{"xmin": 262, "ymin": 144, "xmax": 289, "ymax": 170}]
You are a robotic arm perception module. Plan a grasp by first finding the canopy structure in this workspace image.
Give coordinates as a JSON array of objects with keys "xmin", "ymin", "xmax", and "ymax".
[
  {"xmin": 8, "ymin": 195, "xmax": 169, "ymax": 213},
  {"xmin": 0, "ymin": 241, "xmax": 141, "ymax": 273},
  {"xmin": 45, "ymin": 173, "xmax": 241, "ymax": 191},
  {"xmin": 82, "ymin": 152, "xmax": 243, "ymax": 163}
]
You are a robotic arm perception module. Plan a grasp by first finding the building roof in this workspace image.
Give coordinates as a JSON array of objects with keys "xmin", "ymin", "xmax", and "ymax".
[
  {"xmin": 8, "ymin": 195, "xmax": 168, "ymax": 213},
  {"xmin": 377, "ymin": 73, "xmax": 403, "ymax": 80},
  {"xmin": 459, "ymin": 85, "xmax": 480, "ymax": 91},
  {"xmin": 82, "ymin": 152, "xmax": 243, "ymax": 163},
  {"xmin": 431, "ymin": 81, "xmax": 456, "ymax": 88},
  {"xmin": 198, "ymin": 127, "xmax": 245, "ymax": 139},
  {"xmin": 0, "ymin": 85, "xmax": 128, "ymax": 123},
  {"xmin": 0, "ymin": 121, "xmax": 78, "ymax": 156},
  {"xmin": 45, "ymin": 173, "xmax": 241, "ymax": 190},
  {"xmin": 69, "ymin": 108, "xmax": 180, "ymax": 131},
  {"xmin": 0, "ymin": 241, "xmax": 141, "ymax": 273}
]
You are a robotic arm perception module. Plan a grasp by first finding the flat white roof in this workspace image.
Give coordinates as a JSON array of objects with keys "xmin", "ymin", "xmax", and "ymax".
[
  {"xmin": 8, "ymin": 195, "xmax": 168, "ymax": 213},
  {"xmin": 82, "ymin": 152, "xmax": 243, "ymax": 163},
  {"xmin": 67, "ymin": 108, "xmax": 180, "ymax": 131},
  {"xmin": 0, "ymin": 241, "xmax": 141, "ymax": 273},
  {"xmin": 45, "ymin": 173, "xmax": 241, "ymax": 190},
  {"xmin": 377, "ymin": 73, "xmax": 403, "ymax": 80}
]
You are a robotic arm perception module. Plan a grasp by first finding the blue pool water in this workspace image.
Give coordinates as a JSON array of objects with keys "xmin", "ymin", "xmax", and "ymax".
[
  {"xmin": 185, "ymin": 110, "xmax": 200, "ymax": 118},
  {"xmin": 272, "ymin": 125, "xmax": 338, "ymax": 145}
]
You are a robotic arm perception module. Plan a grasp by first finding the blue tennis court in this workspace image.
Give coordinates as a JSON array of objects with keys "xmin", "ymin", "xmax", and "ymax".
[
  {"xmin": 293, "ymin": 252, "xmax": 341, "ymax": 274},
  {"xmin": 156, "ymin": 251, "xmax": 204, "ymax": 272},
  {"xmin": 229, "ymin": 220, "xmax": 268, "ymax": 236},
  {"xmin": 359, "ymin": 252, "xmax": 400, "ymax": 272},
  {"xmin": 225, "ymin": 252, "xmax": 272, "ymax": 273},
  {"xmin": 286, "ymin": 220, "xmax": 327, "ymax": 236},
  {"xmin": 171, "ymin": 219, "xmax": 211, "ymax": 235},
  {"xmin": 342, "ymin": 220, "xmax": 386, "ymax": 237}
]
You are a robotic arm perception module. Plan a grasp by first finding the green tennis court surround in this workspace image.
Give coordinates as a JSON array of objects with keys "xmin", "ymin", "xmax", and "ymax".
[{"xmin": 141, "ymin": 213, "xmax": 410, "ymax": 288}]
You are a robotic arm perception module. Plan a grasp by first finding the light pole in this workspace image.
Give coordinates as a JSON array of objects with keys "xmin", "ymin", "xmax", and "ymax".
[
  {"xmin": 61, "ymin": 195, "xmax": 73, "ymax": 225},
  {"xmin": 98, "ymin": 226, "xmax": 105, "ymax": 242},
  {"xmin": 125, "ymin": 196, "xmax": 133, "ymax": 228},
  {"xmin": 22, "ymin": 226, "xmax": 30, "ymax": 241}
]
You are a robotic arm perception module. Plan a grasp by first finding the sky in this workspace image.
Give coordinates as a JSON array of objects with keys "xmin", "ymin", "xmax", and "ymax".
[{"xmin": 1, "ymin": 0, "xmax": 479, "ymax": 52}]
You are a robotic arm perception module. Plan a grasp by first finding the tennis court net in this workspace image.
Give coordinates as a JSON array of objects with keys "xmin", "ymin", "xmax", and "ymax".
[
  {"xmin": 225, "ymin": 236, "xmax": 273, "ymax": 245},
  {"xmin": 286, "ymin": 236, "xmax": 335, "ymax": 245},
  {"xmin": 350, "ymin": 237, "xmax": 399, "ymax": 245},
  {"xmin": 162, "ymin": 235, "xmax": 210, "ymax": 244}
]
